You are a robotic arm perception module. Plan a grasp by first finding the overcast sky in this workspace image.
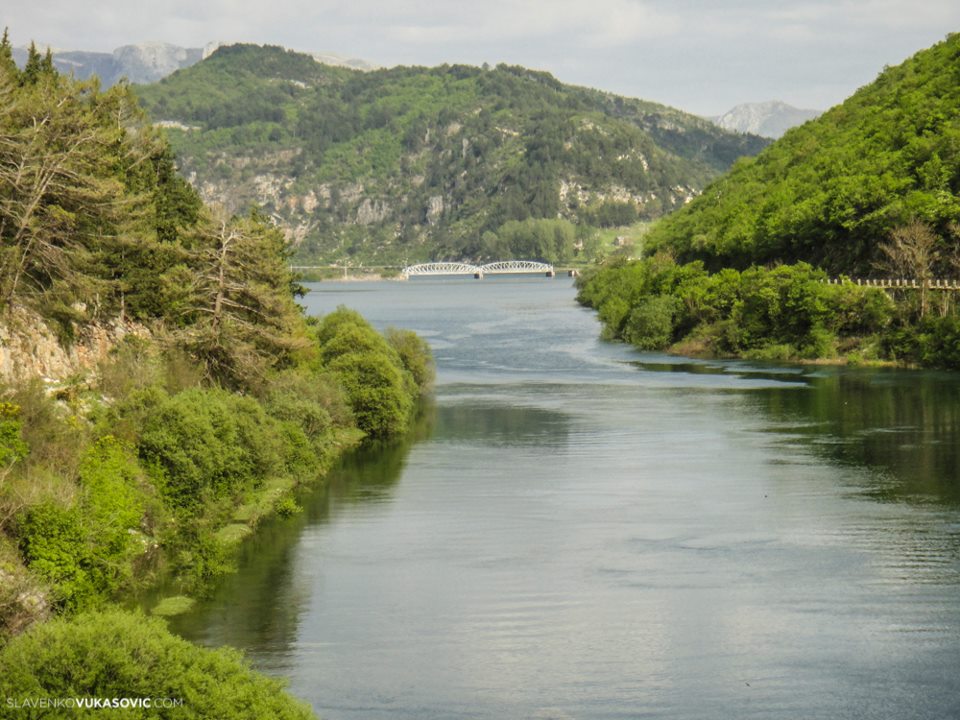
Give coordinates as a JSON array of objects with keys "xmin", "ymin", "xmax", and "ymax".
[{"xmin": 3, "ymin": 1, "xmax": 958, "ymax": 115}]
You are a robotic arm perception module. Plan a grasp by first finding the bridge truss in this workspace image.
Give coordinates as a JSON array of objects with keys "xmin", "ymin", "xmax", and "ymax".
[{"xmin": 402, "ymin": 260, "xmax": 555, "ymax": 278}]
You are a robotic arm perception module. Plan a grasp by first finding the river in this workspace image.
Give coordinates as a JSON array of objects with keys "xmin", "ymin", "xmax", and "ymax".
[{"xmin": 166, "ymin": 277, "xmax": 960, "ymax": 720}]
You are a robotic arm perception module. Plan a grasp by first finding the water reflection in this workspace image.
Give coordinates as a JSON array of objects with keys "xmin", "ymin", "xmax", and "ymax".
[
  {"xmin": 749, "ymin": 368, "xmax": 960, "ymax": 505},
  {"xmin": 432, "ymin": 397, "xmax": 571, "ymax": 448},
  {"xmin": 163, "ymin": 405, "xmax": 436, "ymax": 666}
]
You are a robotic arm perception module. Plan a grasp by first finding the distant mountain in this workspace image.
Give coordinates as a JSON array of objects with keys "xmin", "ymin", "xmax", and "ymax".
[
  {"xmin": 646, "ymin": 33, "xmax": 960, "ymax": 274},
  {"xmin": 12, "ymin": 42, "xmax": 203, "ymax": 85},
  {"xmin": 712, "ymin": 101, "xmax": 821, "ymax": 139},
  {"xmin": 12, "ymin": 42, "xmax": 376, "ymax": 87},
  {"xmin": 136, "ymin": 44, "xmax": 770, "ymax": 265}
]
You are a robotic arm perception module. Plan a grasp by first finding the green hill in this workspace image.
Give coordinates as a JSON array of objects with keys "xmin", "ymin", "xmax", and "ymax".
[
  {"xmin": 136, "ymin": 44, "xmax": 769, "ymax": 265},
  {"xmin": 644, "ymin": 33, "xmax": 960, "ymax": 274}
]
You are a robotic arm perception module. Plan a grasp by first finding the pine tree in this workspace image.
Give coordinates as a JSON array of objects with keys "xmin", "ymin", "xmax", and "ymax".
[
  {"xmin": 169, "ymin": 209, "xmax": 307, "ymax": 387},
  {"xmin": 40, "ymin": 47, "xmax": 55, "ymax": 77},
  {"xmin": 0, "ymin": 28, "xmax": 17, "ymax": 79},
  {"xmin": 21, "ymin": 42, "xmax": 41, "ymax": 85},
  {"xmin": 0, "ymin": 69, "xmax": 132, "ymax": 318}
]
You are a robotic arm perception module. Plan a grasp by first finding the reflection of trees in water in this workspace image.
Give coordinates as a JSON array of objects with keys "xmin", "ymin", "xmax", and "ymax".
[
  {"xmin": 164, "ymin": 507, "xmax": 310, "ymax": 655},
  {"xmin": 163, "ymin": 399, "xmax": 438, "ymax": 655},
  {"xmin": 315, "ymin": 400, "xmax": 436, "ymax": 509},
  {"xmin": 755, "ymin": 369, "xmax": 960, "ymax": 505}
]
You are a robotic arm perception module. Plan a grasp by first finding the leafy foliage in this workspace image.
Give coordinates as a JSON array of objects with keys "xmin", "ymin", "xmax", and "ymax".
[
  {"xmin": 315, "ymin": 307, "xmax": 433, "ymax": 438},
  {"xmin": 644, "ymin": 33, "xmax": 960, "ymax": 274},
  {"xmin": 0, "ymin": 609, "xmax": 316, "ymax": 719},
  {"xmin": 577, "ymin": 256, "xmax": 898, "ymax": 361},
  {"xmin": 0, "ymin": 402, "xmax": 27, "ymax": 467},
  {"xmin": 13, "ymin": 437, "xmax": 154, "ymax": 610}
]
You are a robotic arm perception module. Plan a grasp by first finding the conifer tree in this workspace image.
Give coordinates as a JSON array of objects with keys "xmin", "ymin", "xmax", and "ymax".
[
  {"xmin": 21, "ymin": 42, "xmax": 41, "ymax": 85},
  {"xmin": 167, "ymin": 208, "xmax": 307, "ymax": 387},
  {"xmin": 0, "ymin": 28, "xmax": 17, "ymax": 79},
  {"xmin": 40, "ymin": 47, "xmax": 55, "ymax": 77}
]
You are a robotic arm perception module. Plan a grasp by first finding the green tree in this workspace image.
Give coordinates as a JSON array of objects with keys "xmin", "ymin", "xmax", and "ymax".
[
  {"xmin": 0, "ymin": 28, "xmax": 16, "ymax": 78},
  {"xmin": 170, "ymin": 209, "xmax": 307, "ymax": 387}
]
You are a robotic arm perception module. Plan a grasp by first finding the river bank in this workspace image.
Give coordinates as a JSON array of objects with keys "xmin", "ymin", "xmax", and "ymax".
[{"xmin": 576, "ymin": 257, "xmax": 960, "ymax": 370}]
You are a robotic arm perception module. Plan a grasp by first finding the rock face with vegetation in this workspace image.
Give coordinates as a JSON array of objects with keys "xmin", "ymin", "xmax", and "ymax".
[
  {"xmin": 135, "ymin": 44, "xmax": 769, "ymax": 265},
  {"xmin": 579, "ymin": 34, "xmax": 960, "ymax": 369},
  {"xmin": 0, "ymin": 32, "xmax": 432, "ymax": 718}
]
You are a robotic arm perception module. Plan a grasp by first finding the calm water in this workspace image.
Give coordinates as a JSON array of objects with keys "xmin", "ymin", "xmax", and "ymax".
[{"xmin": 168, "ymin": 278, "xmax": 960, "ymax": 720}]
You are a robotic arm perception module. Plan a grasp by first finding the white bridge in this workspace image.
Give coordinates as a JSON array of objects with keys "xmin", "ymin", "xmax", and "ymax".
[{"xmin": 403, "ymin": 260, "xmax": 555, "ymax": 279}]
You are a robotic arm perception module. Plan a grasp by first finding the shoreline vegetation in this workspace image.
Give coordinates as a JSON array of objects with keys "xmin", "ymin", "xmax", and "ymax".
[
  {"xmin": 0, "ymin": 33, "xmax": 433, "ymax": 718},
  {"xmin": 576, "ymin": 255, "xmax": 960, "ymax": 369}
]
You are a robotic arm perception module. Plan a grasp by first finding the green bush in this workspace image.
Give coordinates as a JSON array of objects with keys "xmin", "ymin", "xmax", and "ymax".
[
  {"xmin": 577, "ymin": 255, "xmax": 930, "ymax": 363},
  {"xmin": 136, "ymin": 389, "xmax": 285, "ymax": 512},
  {"xmin": 316, "ymin": 307, "xmax": 426, "ymax": 438},
  {"xmin": 0, "ymin": 402, "xmax": 28, "ymax": 467},
  {"xmin": 328, "ymin": 352, "xmax": 414, "ymax": 438},
  {"xmin": 623, "ymin": 296, "xmax": 677, "ymax": 350},
  {"xmin": 0, "ymin": 609, "xmax": 316, "ymax": 719},
  {"xmin": 14, "ymin": 438, "xmax": 156, "ymax": 610},
  {"xmin": 386, "ymin": 327, "xmax": 435, "ymax": 394},
  {"xmin": 75, "ymin": 437, "xmax": 155, "ymax": 595},
  {"xmin": 16, "ymin": 503, "xmax": 94, "ymax": 610}
]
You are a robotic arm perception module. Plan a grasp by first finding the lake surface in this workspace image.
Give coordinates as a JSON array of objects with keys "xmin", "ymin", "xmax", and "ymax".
[{"xmin": 168, "ymin": 277, "xmax": 960, "ymax": 720}]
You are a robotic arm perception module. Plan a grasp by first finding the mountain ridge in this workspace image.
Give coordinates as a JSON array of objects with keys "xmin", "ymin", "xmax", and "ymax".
[
  {"xmin": 711, "ymin": 100, "xmax": 821, "ymax": 138},
  {"xmin": 136, "ymin": 44, "xmax": 770, "ymax": 265}
]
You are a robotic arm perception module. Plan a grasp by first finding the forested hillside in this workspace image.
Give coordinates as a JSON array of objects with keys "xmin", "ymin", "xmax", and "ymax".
[
  {"xmin": 645, "ymin": 33, "xmax": 960, "ymax": 275},
  {"xmin": 0, "ymin": 33, "xmax": 431, "ymax": 717},
  {"xmin": 136, "ymin": 44, "xmax": 769, "ymax": 265},
  {"xmin": 578, "ymin": 34, "xmax": 960, "ymax": 369}
]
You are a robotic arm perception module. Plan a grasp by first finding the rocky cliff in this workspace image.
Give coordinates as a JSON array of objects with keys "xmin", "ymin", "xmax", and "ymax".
[{"xmin": 0, "ymin": 309, "xmax": 148, "ymax": 384}]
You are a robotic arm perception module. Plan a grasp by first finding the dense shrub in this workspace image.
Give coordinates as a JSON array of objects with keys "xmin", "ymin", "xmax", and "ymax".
[
  {"xmin": 577, "ymin": 256, "xmax": 906, "ymax": 362},
  {"xmin": 0, "ymin": 402, "xmax": 28, "ymax": 467},
  {"xmin": 386, "ymin": 328, "xmax": 435, "ymax": 394},
  {"xmin": 14, "ymin": 438, "xmax": 155, "ymax": 610},
  {"xmin": 0, "ymin": 609, "xmax": 316, "ymax": 719},
  {"xmin": 623, "ymin": 296, "xmax": 677, "ymax": 350},
  {"xmin": 16, "ymin": 503, "xmax": 93, "ymax": 610},
  {"xmin": 316, "ymin": 307, "xmax": 432, "ymax": 439},
  {"xmin": 135, "ymin": 388, "xmax": 286, "ymax": 512},
  {"xmin": 328, "ymin": 352, "xmax": 414, "ymax": 439}
]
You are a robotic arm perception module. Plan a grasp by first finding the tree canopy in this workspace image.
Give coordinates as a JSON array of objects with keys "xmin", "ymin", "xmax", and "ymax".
[{"xmin": 643, "ymin": 33, "xmax": 960, "ymax": 275}]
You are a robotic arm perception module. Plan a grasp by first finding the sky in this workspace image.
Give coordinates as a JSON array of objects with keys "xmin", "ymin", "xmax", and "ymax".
[{"xmin": 3, "ymin": 0, "xmax": 959, "ymax": 116}]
